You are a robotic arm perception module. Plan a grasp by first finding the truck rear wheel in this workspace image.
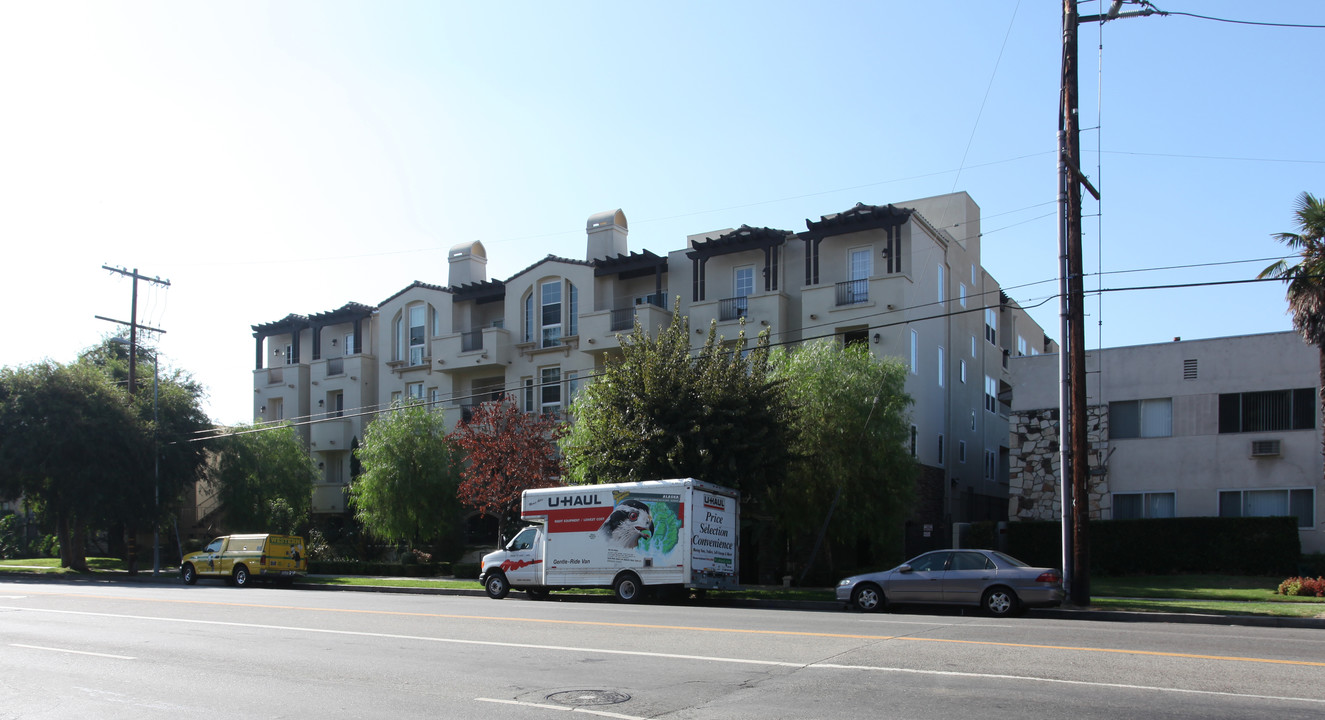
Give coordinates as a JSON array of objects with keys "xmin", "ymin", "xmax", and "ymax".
[
  {"xmin": 232, "ymin": 565, "xmax": 250, "ymax": 587},
  {"xmin": 613, "ymin": 573, "xmax": 643, "ymax": 603},
  {"xmin": 484, "ymin": 572, "xmax": 510, "ymax": 600}
]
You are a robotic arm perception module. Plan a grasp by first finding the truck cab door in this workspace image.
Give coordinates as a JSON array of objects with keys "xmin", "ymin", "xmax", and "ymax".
[
  {"xmin": 502, "ymin": 526, "xmax": 544, "ymax": 587},
  {"xmin": 200, "ymin": 538, "xmax": 224, "ymax": 576}
]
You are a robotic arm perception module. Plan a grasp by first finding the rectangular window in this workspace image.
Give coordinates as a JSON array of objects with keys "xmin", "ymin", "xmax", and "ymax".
[
  {"xmin": 523, "ymin": 378, "xmax": 534, "ymax": 413},
  {"xmin": 408, "ymin": 305, "xmax": 426, "ymax": 366},
  {"xmin": 428, "ymin": 387, "xmax": 440, "ymax": 408},
  {"xmin": 971, "ymin": 335, "xmax": 977, "ymax": 358},
  {"xmin": 960, "ymin": 359, "xmax": 967, "ymax": 384},
  {"xmin": 850, "ymin": 248, "xmax": 872, "ymax": 281},
  {"xmin": 937, "ymin": 346, "xmax": 945, "ymax": 388},
  {"xmin": 958, "ymin": 441, "xmax": 967, "ymax": 464},
  {"xmin": 959, "ymin": 282, "xmax": 967, "ymax": 308},
  {"xmin": 937, "ymin": 434, "xmax": 945, "ymax": 466},
  {"xmin": 937, "ymin": 264, "xmax": 945, "ymax": 306},
  {"xmin": 541, "ymin": 281, "xmax": 562, "ymax": 348},
  {"xmin": 909, "ymin": 425, "xmax": 918, "ymax": 458},
  {"xmin": 1219, "ymin": 488, "xmax": 1315, "ymax": 528},
  {"xmin": 268, "ymin": 398, "xmax": 283, "ymax": 421},
  {"xmin": 285, "ymin": 344, "xmax": 294, "ymax": 366},
  {"xmin": 431, "ymin": 306, "xmax": 441, "ymax": 336},
  {"xmin": 970, "ymin": 409, "xmax": 977, "ymax": 431},
  {"xmin": 1218, "ymin": 389, "xmax": 1316, "ymax": 433},
  {"xmin": 1110, "ymin": 398, "xmax": 1173, "ymax": 439},
  {"xmin": 391, "ymin": 391, "xmax": 401, "ymax": 406},
  {"xmin": 734, "ymin": 266, "xmax": 754, "ymax": 298},
  {"xmin": 343, "ymin": 332, "xmax": 355, "ymax": 356},
  {"xmin": 330, "ymin": 391, "xmax": 344, "ymax": 418},
  {"xmin": 524, "ymin": 293, "xmax": 534, "ymax": 343},
  {"xmin": 568, "ymin": 282, "xmax": 578, "ymax": 336},
  {"xmin": 984, "ymin": 449, "xmax": 996, "ymax": 480},
  {"xmin": 984, "ymin": 308, "xmax": 997, "ymax": 346},
  {"xmin": 1113, "ymin": 492, "xmax": 1176, "ymax": 520},
  {"xmin": 566, "ymin": 371, "xmax": 580, "ymax": 406},
  {"xmin": 984, "ymin": 376, "xmax": 998, "ymax": 414},
  {"xmin": 406, "ymin": 382, "xmax": 423, "ymax": 402},
  {"xmin": 1017, "ymin": 335, "xmax": 1027, "ymax": 357},
  {"xmin": 540, "ymin": 367, "xmax": 561, "ymax": 416},
  {"xmin": 910, "ymin": 329, "xmax": 918, "ymax": 374}
]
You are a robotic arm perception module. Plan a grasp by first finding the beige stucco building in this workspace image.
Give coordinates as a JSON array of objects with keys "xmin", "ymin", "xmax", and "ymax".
[
  {"xmin": 250, "ymin": 192, "xmax": 1055, "ymax": 550},
  {"xmin": 1007, "ymin": 332, "xmax": 1323, "ymax": 554}
]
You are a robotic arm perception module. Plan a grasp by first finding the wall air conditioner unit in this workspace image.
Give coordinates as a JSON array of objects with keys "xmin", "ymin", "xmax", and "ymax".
[{"xmin": 1250, "ymin": 440, "xmax": 1281, "ymax": 458}]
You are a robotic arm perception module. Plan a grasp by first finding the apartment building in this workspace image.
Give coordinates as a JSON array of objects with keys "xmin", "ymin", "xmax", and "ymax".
[
  {"xmin": 1007, "ymin": 332, "xmax": 1323, "ymax": 553},
  {"xmin": 251, "ymin": 192, "xmax": 1054, "ymax": 546}
]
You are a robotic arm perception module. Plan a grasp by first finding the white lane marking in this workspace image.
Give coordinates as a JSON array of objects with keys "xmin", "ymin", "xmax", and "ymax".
[
  {"xmin": 11, "ymin": 643, "xmax": 135, "ymax": 660},
  {"xmin": 3, "ymin": 606, "xmax": 1320, "ymax": 706},
  {"xmin": 0, "ymin": 595, "xmax": 29, "ymax": 599},
  {"xmin": 477, "ymin": 697, "xmax": 645, "ymax": 719}
]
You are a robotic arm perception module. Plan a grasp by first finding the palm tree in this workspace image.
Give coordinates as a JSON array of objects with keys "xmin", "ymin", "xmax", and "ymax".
[{"xmin": 1260, "ymin": 191, "xmax": 1325, "ymax": 469}]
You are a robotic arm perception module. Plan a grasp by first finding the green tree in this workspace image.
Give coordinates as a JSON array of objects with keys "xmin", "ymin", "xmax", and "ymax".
[
  {"xmin": 1261, "ymin": 191, "xmax": 1325, "ymax": 482},
  {"xmin": 80, "ymin": 338, "xmax": 212, "ymax": 553},
  {"xmin": 769, "ymin": 340, "xmax": 916, "ymax": 577},
  {"xmin": 451, "ymin": 398, "xmax": 565, "ymax": 545},
  {"xmin": 207, "ymin": 423, "xmax": 316, "ymax": 534},
  {"xmin": 349, "ymin": 402, "xmax": 464, "ymax": 555},
  {"xmin": 561, "ymin": 311, "xmax": 793, "ymax": 500},
  {"xmin": 0, "ymin": 361, "xmax": 147, "ymax": 570}
]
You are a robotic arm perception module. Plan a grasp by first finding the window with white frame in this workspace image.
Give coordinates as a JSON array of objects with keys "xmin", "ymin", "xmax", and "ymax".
[
  {"xmin": 984, "ymin": 375, "xmax": 998, "ymax": 413},
  {"xmin": 343, "ymin": 332, "xmax": 355, "ymax": 356},
  {"xmin": 406, "ymin": 382, "xmax": 423, "ymax": 402},
  {"xmin": 909, "ymin": 329, "xmax": 918, "ymax": 374},
  {"xmin": 959, "ymin": 282, "xmax": 967, "ymax": 308},
  {"xmin": 937, "ymin": 346, "xmax": 945, "ymax": 388},
  {"xmin": 734, "ymin": 266, "xmax": 754, "ymax": 297},
  {"xmin": 1110, "ymin": 398, "xmax": 1173, "ymax": 439},
  {"xmin": 1113, "ymin": 492, "xmax": 1175, "ymax": 520},
  {"xmin": 566, "ymin": 371, "xmax": 581, "ymax": 406},
  {"xmin": 1017, "ymin": 335, "xmax": 1027, "ymax": 357},
  {"xmin": 524, "ymin": 293, "xmax": 534, "ymax": 343},
  {"xmin": 568, "ymin": 283, "xmax": 578, "ymax": 336},
  {"xmin": 268, "ymin": 397, "xmax": 283, "ymax": 421},
  {"xmin": 937, "ymin": 264, "xmax": 945, "ymax": 306},
  {"xmin": 540, "ymin": 367, "xmax": 562, "ymax": 415},
  {"xmin": 849, "ymin": 247, "xmax": 872, "ymax": 281},
  {"xmin": 1219, "ymin": 488, "xmax": 1314, "ymax": 528},
  {"xmin": 284, "ymin": 344, "xmax": 294, "ymax": 366},
  {"xmin": 960, "ymin": 359, "xmax": 967, "ymax": 384},
  {"xmin": 970, "ymin": 335, "xmax": 976, "ymax": 358},
  {"xmin": 431, "ymin": 306, "xmax": 441, "ymax": 336},
  {"xmin": 523, "ymin": 378, "xmax": 534, "ymax": 412},
  {"xmin": 541, "ymin": 281, "xmax": 562, "ymax": 348},
  {"xmin": 428, "ymin": 387, "xmax": 440, "ymax": 409},
  {"xmin": 984, "ymin": 308, "xmax": 997, "ymax": 346},
  {"xmin": 408, "ymin": 304, "xmax": 426, "ymax": 365}
]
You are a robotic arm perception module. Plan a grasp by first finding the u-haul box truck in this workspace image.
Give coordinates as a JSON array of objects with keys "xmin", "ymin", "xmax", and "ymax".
[{"xmin": 479, "ymin": 478, "xmax": 739, "ymax": 602}]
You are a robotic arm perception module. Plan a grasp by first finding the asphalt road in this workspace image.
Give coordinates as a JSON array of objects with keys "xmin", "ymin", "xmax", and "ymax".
[{"xmin": 1, "ymin": 576, "xmax": 1323, "ymax": 719}]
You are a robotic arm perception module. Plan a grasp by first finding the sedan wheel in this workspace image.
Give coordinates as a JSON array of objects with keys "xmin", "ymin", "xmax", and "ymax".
[
  {"xmin": 982, "ymin": 587, "xmax": 1019, "ymax": 617},
  {"xmin": 852, "ymin": 583, "xmax": 885, "ymax": 613}
]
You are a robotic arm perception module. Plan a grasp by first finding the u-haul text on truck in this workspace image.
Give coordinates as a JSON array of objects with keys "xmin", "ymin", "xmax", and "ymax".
[{"xmin": 480, "ymin": 478, "xmax": 739, "ymax": 602}]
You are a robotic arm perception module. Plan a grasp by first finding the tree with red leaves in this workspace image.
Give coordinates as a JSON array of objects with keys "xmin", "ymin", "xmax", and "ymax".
[{"xmin": 451, "ymin": 397, "xmax": 566, "ymax": 545}]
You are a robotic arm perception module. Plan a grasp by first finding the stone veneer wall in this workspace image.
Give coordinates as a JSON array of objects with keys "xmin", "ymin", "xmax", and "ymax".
[{"xmin": 1008, "ymin": 406, "xmax": 1110, "ymax": 521}]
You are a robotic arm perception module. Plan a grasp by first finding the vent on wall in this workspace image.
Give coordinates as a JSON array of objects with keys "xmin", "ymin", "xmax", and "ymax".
[
  {"xmin": 1183, "ymin": 359, "xmax": 1198, "ymax": 380},
  {"xmin": 1251, "ymin": 440, "xmax": 1282, "ymax": 457}
]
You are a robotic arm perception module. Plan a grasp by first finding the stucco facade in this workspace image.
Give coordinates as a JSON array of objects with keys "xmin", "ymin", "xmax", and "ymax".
[
  {"xmin": 250, "ymin": 192, "xmax": 1055, "ymax": 537},
  {"xmin": 1007, "ymin": 332, "xmax": 1323, "ymax": 554}
]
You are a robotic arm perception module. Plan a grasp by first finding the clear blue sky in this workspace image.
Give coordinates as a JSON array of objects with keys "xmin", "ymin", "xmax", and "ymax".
[{"xmin": 2, "ymin": 1, "xmax": 1321, "ymax": 425}]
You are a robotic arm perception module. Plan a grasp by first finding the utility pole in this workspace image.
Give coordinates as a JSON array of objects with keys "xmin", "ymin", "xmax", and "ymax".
[
  {"xmin": 97, "ymin": 266, "xmax": 171, "ymax": 576},
  {"xmin": 1059, "ymin": 1, "xmax": 1154, "ymax": 606}
]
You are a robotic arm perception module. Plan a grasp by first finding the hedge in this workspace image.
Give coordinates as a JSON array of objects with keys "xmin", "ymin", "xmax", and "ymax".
[
  {"xmin": 1004, "ymin": 516, "xmax": 1301, "ymax": 576},
  {"xmin": 306, "ymin": 560, "xmax": 453, "ymax": 577}
]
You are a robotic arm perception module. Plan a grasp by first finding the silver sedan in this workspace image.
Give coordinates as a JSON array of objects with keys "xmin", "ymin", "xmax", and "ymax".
[{"xmin": 835, "ymin": 549, "xmax": 1065, "ymax": 617}]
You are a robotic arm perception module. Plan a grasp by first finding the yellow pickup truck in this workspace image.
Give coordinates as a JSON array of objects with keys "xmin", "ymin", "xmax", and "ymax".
[{"xmin": 180, "ymin": 534, "xmax": 307, "ymax": 587}]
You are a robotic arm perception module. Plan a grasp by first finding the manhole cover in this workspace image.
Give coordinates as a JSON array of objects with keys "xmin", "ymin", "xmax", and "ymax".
[{"xmin": 546, "ymin": 690, "xmax": 631, "ymax": 706}]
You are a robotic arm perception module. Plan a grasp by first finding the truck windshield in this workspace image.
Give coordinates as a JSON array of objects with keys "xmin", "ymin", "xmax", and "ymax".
[{"xmin": 507, "ymin": 528, "xmax": 538, "ymax": 551}]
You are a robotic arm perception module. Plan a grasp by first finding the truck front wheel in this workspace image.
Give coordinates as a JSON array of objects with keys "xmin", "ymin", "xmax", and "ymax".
[
  {"xmin": 181, "ymin": 563, "xmax": 198, "ymax": 585},
  {"xmin": 613, "ymin": 573, "xmax": 643, "ymax": 603},
  {"xmin": 484, "ymin": 572, "xmax": 510, "ymax": 600}
]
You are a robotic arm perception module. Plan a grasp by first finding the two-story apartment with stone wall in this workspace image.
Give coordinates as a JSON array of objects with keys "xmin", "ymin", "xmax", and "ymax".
[
  {"xmin": 249, "ymin": 191, "xmax": 1055, "ymax": 554},
  {"xmin": 1007, "ymin": 332, "xmax": 1322, "ymax": 554}
]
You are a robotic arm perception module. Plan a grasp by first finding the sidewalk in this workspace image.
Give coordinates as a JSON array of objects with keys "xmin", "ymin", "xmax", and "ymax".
[{"xmin": 5, "ymin": 567, "xmax": 1324, "ymax": 630}]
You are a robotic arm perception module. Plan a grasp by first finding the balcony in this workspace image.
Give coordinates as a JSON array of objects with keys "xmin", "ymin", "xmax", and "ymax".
[
  {"xmin": 719, "ymin": 297, "xmax": 749, "ymax": 322},
  {"xmin": 836, "ymin": 279, "xmax": 869, "ymax": 306},
  {"xmin": 433, "ymin": 327, "xmax": 512, "ymax": 372},
  {"xmin": 690, "ymin": 293, "xmax": 788, "ymax": 336},
  {"xmin": 579, "ymin": 300, "xmax": 673, "ymax": 354},
  {"xmin": 310, "ymin": 419, "xmax": 351, "ymax": 452}
]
